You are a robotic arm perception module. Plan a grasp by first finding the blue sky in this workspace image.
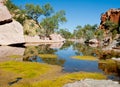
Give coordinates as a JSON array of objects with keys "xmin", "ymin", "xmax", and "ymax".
[{"xmin": 12, "ymin": 0, "xmax": 120, "ymax": 32}]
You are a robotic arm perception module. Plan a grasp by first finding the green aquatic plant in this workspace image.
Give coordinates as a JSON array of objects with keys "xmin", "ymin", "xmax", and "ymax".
[
  {"xmin": 0, "ymin": 61, "xmax": 51, "ymax": 78},
  {"xmin": 39, "ymin": 54, "xmax": 58, "ymax": 59},
  {"xmin": 71, "ymin": 56, "xmax": 98, "ymax": 61}
]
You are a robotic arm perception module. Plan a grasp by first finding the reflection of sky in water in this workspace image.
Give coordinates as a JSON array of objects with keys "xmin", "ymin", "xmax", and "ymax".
[
  {"xmin": 55, "ymin": 46, "xmax": 102, "ymax": 72},
  {"xmin": 27, "ymin": 45, "xmax": 103, "ymax": 73}
]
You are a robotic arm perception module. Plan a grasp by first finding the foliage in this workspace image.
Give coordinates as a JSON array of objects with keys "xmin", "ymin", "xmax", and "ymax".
[
  {"xmin": 57, "ymin": 29, "xmax": 73, "ymax": 39},
  {"xmin": 5, "ymin": 0, "xmax": 18, "ymax": 12},
  {"xmin": 73, "ymin": 24, "xmax": 98, "ymax": 40},
  {"xmin": 25, "ymin": 4, "xmax": 43, "ymax": 22},
  {"xmin": 94, "ymin": 29, "xmax": 104, "ymax": 40},
  {"xmin": 71, "ymin": 56, "xmax": 97, "ymax": 61},
  {"xmin": 104, "ymin": 20, "xmax": 119, "ymax": 39},
  {"xmin": 41, "ymin": 10, "xmax": 67, "ymax": 36},
  {"xmin": 5, "ymin": 0, "xmax": 26, "ymax": 25},
  {"xmin": 42, "ymin": 3, "xmax": 54, "ymax": 17}
]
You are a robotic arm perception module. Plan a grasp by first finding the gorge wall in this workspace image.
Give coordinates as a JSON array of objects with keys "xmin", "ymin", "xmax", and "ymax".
[{"xmin": 99, "ymin": 8, "xmax": 120, "ymax": 29}]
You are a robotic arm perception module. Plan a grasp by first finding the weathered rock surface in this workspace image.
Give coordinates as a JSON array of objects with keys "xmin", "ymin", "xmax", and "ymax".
[
  {"xmin": 0, "ymin": 20, "xmax": 25, "ymax": 45},
  {"xmin": 100, "ymin": 9, "xmax": 120, "ymax": 29},
  {"xmin": 25, "ymin": 33, "xmax": 65, "ymax": 43},
  {"xmin": 50, "ymin": 33, "xmax": 65, "ymax": 42},
  {"xmin": 63, "ymin": 79, "xmax": 120, "ymax": 87},
  {"xmin": 0, "ymin": 3, "xmax": 25, "ymax": 45},
  {"xmin": 0, "ymin": 2, "xmax": 12, "ymax": 25}
]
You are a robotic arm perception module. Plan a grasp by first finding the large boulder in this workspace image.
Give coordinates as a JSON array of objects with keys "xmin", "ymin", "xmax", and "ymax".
[
  {"xmin": 0, "ymin": 3, "xmax": 25, "ymax": 45},
  {"xmin": 0, "ymin": 20, "xmax": 25, "ymax": 45}
]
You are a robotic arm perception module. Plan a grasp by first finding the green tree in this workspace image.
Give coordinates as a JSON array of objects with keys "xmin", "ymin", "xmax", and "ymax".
[
  {"xmin": 41, "ymin": 10, "xmax": 67, "ymax": 36},
  {"xmin": 25, "ymin": 4, "xmax": 43, "ymax": 28},
  {"xmin": 42, "ymin": 3, "xmax": 54, "ymax": 17},
  {"xmin": 57, "ymin": 29, "xmax": 73, "ymax": 39},
  {"xmin": 73, "ymin": 24, "xmax": 97, "ymax": 40}
]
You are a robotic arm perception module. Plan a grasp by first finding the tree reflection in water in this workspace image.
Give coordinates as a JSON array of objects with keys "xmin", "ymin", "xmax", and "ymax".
[
  {"xmin": 98, "ymin": 60, "xmax": 120, "ymax": 82},
  {"xmin": 23, "ymin": 44, "xmax": 65, "ymax": 66}
]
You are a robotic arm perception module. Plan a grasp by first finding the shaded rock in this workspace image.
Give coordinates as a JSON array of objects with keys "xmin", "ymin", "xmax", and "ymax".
[{"xmin": 0, "ymin": 20, "xmax": 25, "ymax": 45}]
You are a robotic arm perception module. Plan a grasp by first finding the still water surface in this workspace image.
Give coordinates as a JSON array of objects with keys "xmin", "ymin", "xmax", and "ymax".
[
  {"xmin": 0, "ymin": 41, "xmax": 120, "ymax": 82},
  {"xmin": 23, "ymin": 42, "xmax": 120, "ymax": 82}
]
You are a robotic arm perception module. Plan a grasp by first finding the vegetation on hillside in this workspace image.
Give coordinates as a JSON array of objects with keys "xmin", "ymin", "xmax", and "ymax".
[{"xmin": 5, "ymin": 0, "xmax": 67, "ymax": 37}]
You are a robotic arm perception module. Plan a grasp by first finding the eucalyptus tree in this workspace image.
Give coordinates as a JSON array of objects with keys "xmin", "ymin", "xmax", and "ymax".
[
  {"xmin": 57, "ymin": 29, "xmax": 72, "ymax": 39},
  {"xmin": 40, "ymin": 10, "xmax": 67, "ymax": 36},
  {"xmin": 25, "ymin": 4, "xmax": 43, "ymax": 28}
]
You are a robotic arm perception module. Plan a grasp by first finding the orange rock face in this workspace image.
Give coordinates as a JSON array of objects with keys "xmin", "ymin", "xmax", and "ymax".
[{"xmin": 100, "ymin": 9, "xmax": 120, "ymax": 29}]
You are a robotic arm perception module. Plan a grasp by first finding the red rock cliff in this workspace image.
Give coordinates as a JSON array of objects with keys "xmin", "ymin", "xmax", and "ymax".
[{"xmin": 100, "ymin": 9, "xmax": 120, "ymax": 29}]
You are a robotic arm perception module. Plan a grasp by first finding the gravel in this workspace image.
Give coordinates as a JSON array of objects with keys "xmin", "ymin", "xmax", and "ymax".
[{"xmin": 63, "ymin": 79, "xmax": 120, "ymax": 87}]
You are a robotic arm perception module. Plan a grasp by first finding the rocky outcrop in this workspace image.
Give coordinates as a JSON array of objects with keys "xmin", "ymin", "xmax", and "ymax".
[
  {"xmin": 0, "ymin": 2, "xmax": 25, "ymax": 45},
  {"xmin": 100, "ymin": 9, "xmax": 120, "ymax": 29},
  {"xmin": 25, "ymin": 33, "xmax": 65, "ymax": 43},
  {"xmin": 49, "ymin": 33, "xmax": 65, "ymax": 42}
]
